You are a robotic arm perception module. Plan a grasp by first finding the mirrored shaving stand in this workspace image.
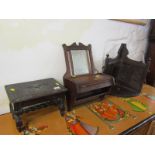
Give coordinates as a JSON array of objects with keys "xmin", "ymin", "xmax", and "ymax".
[{"xmin": 63, "ymin": 42, "xmax": 114, "ymax": 111}]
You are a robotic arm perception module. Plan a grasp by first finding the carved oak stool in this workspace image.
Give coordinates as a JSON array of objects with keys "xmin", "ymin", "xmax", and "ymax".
[{"xmin": 5, "ymin": 78, "xmax": 67, "ymax": 132}]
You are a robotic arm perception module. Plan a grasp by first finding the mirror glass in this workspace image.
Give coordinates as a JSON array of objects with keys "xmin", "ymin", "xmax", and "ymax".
[{"xmin": 71, "ymin": 50, "xmax": 90, "ymax": 75}]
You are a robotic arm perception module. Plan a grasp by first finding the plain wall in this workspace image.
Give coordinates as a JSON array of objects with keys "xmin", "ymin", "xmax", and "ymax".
[{"xmin": 0, "ymin": 19, "xmax": 150, "ymax": 114}]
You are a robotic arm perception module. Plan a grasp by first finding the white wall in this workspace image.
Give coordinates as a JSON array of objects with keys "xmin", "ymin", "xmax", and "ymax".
[{"xmin": 0, "ymin": 19, "xmax": 150, "ymax": 114}]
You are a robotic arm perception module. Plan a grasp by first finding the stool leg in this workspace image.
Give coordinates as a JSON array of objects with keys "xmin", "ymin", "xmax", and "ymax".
[
  {"xmin": 9, "ymin": 103, "xmax": 15, "ymax": 119},
  {"xmin": 14, "ymin": 114, "xmax": 24, "ymax": 132}
]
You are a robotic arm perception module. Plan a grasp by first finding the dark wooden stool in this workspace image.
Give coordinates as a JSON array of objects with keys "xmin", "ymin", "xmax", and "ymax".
[{"xmin": 5, "ymin": 78, "xmax": 67, "ymax": 132}]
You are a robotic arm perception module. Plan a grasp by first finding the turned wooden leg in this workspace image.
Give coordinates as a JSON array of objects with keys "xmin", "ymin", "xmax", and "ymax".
[
  {"xmin": 9, "ymin": 103, "xmax": 15, "ymax": 119},
  {"xmin": 14, "ymin": 114, "xmax": 24, "ymax": 132}
]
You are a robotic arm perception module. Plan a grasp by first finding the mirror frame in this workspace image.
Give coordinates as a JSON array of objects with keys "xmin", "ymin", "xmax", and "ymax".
[{"xmin": 63, "ymin": 42, "xmax": 95, "ymax": 78}]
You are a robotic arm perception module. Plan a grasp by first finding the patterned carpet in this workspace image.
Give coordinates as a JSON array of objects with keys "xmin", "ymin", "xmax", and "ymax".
[{"xmin": 22, "ymin": 93, "xmax": 155, "ymax": 135}]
